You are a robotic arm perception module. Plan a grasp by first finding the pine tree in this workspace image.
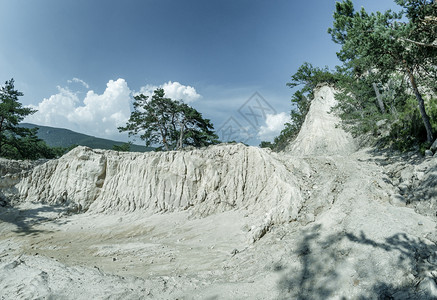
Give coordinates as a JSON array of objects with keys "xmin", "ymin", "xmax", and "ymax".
[
  {"xmin": 0, "ymin": 79, "xmax": 37, "ymax": 158},
  {"xmin": 328, "ymin": 0, "xmax": 436, "ymax": 143},
  {"xmin": 119, "ymin": 89, "xmax": 219, "ymax": 150}
]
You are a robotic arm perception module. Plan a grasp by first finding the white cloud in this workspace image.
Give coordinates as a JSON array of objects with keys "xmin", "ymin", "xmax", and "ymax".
[
  {"xmin": 258, "ymin": 112, "xmax": 291, "ymax": 142},
  {"xmin": 25, "ymin": 78, "xmax": 132, "ymax": 141},
  {"xmin": 67, "ymin": 77, "xmax": 90, "ymax": 89},
  {"xmin": 138, "ymin": 81, "xmax": 201, "ymax": 103}
]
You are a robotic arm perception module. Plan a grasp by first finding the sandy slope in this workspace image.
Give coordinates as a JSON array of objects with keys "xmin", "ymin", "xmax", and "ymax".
[
  {"xmin": 1, "ymin": 86, "xmax": 436, "ymax": 299},
  {"xmin": 286, "ymin": 85, "xmax": 355, "ymax": 156}
]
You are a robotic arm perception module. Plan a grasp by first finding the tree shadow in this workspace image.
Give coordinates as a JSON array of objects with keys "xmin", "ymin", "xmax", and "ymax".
[
  {"xmin": 347, "ymin": 231, "xmax": 437, "ymax": 299},
  {"xmin": 361, "ymin": 147, "xmax": 425, "ymax": 167},
  {"xmin": 409, "ymin": 162, "xmax": 437, "ymax": 213},
  {"xmin": 362, "ymin": 147, "xmax": 437, "ymax": 222},
  {"xmin": 276, "ymin": 224, "xmax": 343, "ymax": 300},
  {"xmin": 276, "ymin": 225, "xmax": 437, "ymax": 299},
  {"xmin": 0, "ymin": 204, "xmax": 65, "ymax": 236}
]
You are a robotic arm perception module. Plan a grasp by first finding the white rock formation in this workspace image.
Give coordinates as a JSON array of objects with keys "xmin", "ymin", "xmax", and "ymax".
[
  {"xmin": 287, "ymin": 85, "xmax": 356, "ymax": 156},
  {"xmin": 0, "ymin": 158, "xmax": 45, "ymax": 177},
  {"xmin": 15, "ymin": 144, "xmax": 303, "ymax": 237}
]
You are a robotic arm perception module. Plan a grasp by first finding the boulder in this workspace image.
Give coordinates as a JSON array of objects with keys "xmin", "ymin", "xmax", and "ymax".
[{"xmin": 417, "ymin": 277, "xmax": 437, "ymax": 298}]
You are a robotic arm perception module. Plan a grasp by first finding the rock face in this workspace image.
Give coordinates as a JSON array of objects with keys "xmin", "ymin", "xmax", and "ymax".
[
  {"xmin": 287, "ymin": 85, "xmax": 356, "ymax": 156},
  {"xmin": 0, "ymin": 158, "xmax": 46, "ymax": 203},
  {"xmin": 15, "ymin": 144, "xmax": 303, "ymax": 230},
  {"xmin": 385, "ymin": 153, "xmax": 437, "ymax": 223},
  {"xmin": 0, "ymin": 158, "xmax": 44, "ymax": 177}
]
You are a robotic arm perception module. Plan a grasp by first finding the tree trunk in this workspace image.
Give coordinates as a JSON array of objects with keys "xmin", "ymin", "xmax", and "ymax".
[
  {"xmin": 178, "ymin": 120, "xmax": 186, "ymax": 150},
  {"xmin": 406, "ymin": 67, "xmax": 434, "ymax": 143},
  {"xmin": 148, "ymin": 109, "xmax": 170, "ymax": 151},
  {"xmin": 372, "ymin": 82, "xmax": 386, "ymax": 114},
  {"xmin": 162, "ymin": 136, "xmax": 169, "ymax": 151},
  {"xmin": 156, "ymin": 120, "xmax": 169, "ymax": 151}
]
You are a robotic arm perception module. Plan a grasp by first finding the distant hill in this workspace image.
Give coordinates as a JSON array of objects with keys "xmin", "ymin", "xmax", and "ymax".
[{"xmin": 19, "ymin": 123, "xmax": 153, "ymax": 152}]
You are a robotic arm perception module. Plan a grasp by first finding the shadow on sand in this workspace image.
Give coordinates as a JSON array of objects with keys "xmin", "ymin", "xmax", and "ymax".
[
  {"xmin": 0, "ymin": 204, "xmax": 66, "ymax": 236},
  {"xmin": 276, "ymin": 224, "xmax": 437, "ymax": 299}
]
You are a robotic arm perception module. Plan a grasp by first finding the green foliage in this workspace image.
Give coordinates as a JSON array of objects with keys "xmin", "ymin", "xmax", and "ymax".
[
  {"xmin": 0, "ymin": 79, "xmax": 36, "ymax": 156},
  {"xmin": 272, "ymin": 123, "xmax": 295, "ymax": 151},
  {"xmin": 286, "ymin": 62, "xmax": 338, "ymax": 94},
  {"xmin": 112, "ymin": 142, "xmax": 131, "ymax": 152},
  {"xmin": 0, "ymin": 79, "xmax": 73, "ymax": 160},
  {"xmin": 428, "ymin": 97, "xmax": 437, "ymax": 133},
  {"xmin": 390, "ymin": 95, "xmax": 437, "ymax": 150},
  {"xmin": 0, "ymin": 127, "xmax": 70, "ymax": 160},
  {"xmin": 259, "ymin": 141, "xmax": 274, "ymax": 149},
  {"xmin": 119, "ymin": 89, "xmax": 219, "ymax": 151},
  {"xmin": 333, "ymin": 71, "xmax": 388, "ymax": 136},
  {"xmin": 269, "ymin": 1, "xmax": 436, "ymax": 152},
  {"xmin": 382, "ymin": 97, "xmax": 424, "ymax": 150},
  {"xmin": 328, "ymin": 0, "xmax": 437, "ymax": 149},
  {"xmin": 54, "ymin": 144, "xmax": 78, "ymax": 156}
]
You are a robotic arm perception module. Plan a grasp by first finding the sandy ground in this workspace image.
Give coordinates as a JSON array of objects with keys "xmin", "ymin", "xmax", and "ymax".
[{"xmin": 1, "ymin": 148, "xmax": 436, "ymax": 299}]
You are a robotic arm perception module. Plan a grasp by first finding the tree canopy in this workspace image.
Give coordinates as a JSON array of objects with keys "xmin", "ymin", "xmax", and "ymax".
[
  {"xmin": 0, "ymin": 79, "xmax": 36, "ymax": 156},
  {"xmin": 266, "ymin": 0, "xmax": 436, "ymax": 153},
  {"xmin": 112, "ymin": 142, "xmax": 132, "ymax": 152},
  {"xmin": 119, "ymin": 89, "xmax": 219, "ymax": 151},
  {"xmin": 328, "ymin": 0, "xmax": 436, "ymax": 144},
  {"xmin": 0, "ymin": 79, "xmax": 67, "ymax": 160}
]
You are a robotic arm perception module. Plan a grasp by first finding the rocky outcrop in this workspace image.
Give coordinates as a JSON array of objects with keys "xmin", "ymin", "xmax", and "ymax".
[
  {"xmin": 15, "ymin": 144, "xmax": 303, "ymax": 232},
  {"xmin": 287, "ymin": 85, "xmax": 356, "ymax": 156},
  {"xmin": 0, "ymin": 158, "xmax": 47, "ymax": 205},
  {"xmin": 0, "ymin": 158, "xmax": 48, "ymax": 178},
  {"xmin": 385, "ymin": 153, "xmax": 437, "ymax": 223}
]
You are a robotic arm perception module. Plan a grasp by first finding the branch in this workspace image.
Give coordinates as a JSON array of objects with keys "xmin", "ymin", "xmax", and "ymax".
[{"xmin": 400, "ymin": 37, "xmax": 437, "ymax": 48}]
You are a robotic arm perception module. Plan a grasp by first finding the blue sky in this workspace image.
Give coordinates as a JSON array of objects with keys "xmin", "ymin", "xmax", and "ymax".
[{"xmin": 0, "ymin": 0, "xmax": 400, "ymax": 145}]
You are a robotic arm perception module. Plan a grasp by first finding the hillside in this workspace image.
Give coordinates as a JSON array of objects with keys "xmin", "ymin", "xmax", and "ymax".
[
  {"xmin": 19, "ymin": 123, "xmax": 153, "ymax": 152},
  {"xmin": 1, "ymin": 86, "xmax": 436, "ymax": 299}
]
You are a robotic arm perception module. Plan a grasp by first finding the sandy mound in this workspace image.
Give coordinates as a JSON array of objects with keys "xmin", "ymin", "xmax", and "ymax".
[
  {"xmin": 10, "ymin": 144, "xmax": 304, "ymax": 242},
  {"xmin": 287, "ymin": 85, "xmax": 356, "ymax": 156}
]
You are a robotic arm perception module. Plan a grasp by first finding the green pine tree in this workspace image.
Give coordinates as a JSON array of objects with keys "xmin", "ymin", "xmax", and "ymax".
[{"xmin": 119, "ymin": 89, "xmax": 219, "ymax": 150}]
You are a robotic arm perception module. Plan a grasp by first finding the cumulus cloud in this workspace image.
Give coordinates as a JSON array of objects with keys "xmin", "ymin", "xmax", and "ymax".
[
  {"xmin": 25, "ymin": 79, "xmax": 132, "ymax": 141},
  {"xmin": 258, "ymin": 112, "xmax": 291, "ymax": 142},
  {"xmin": 67, "ymin": 77, "xmax": 90, "ymax": 89},
  {"xmin": 24, "ymin": 79, "xmax": 201, "ymax": 141},
  {"xmin": 138, "ymin": 81, "xmax": 201, "ymax": 103}
]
